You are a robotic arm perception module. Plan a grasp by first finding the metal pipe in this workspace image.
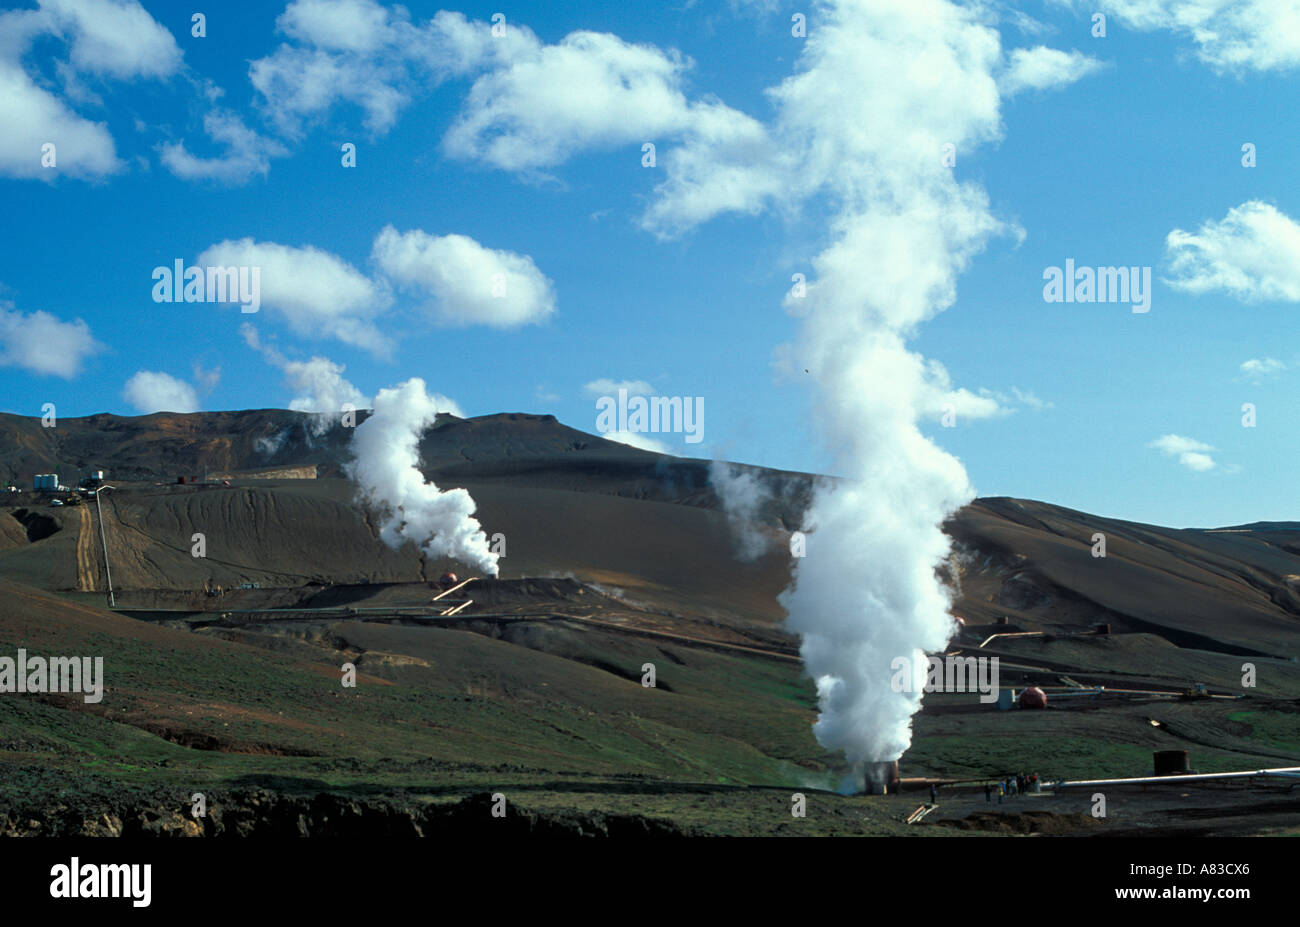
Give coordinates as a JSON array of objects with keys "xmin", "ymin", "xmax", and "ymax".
[
  {"xmin": 95, "ymin": 485, "xmax": 116, "ymax": 608},
  {"xmin": 979, "ymin": 631, "xmax": 1044, "ymax": 648},
  {"xmin": 431, "ymin": 577, "xmax": 476, "ymax": 601},
  {"xmin": 1055, "ymin": 767, "xmax": 1300, "ymax": 788}
]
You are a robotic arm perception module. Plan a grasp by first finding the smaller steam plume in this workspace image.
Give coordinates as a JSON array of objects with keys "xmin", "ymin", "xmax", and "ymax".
[
  {"xmin": 348, "ymin": 378, "xmax": 499, "ymax": 576},
  {"xmin": 709, "ymin": 460, "xmax": 774, "ymax": 562}
]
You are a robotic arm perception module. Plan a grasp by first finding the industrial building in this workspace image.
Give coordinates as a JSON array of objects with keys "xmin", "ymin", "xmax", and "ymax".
[{"xmin": 33, "ymin": 473, "xmax": 58, "ymax": 491}]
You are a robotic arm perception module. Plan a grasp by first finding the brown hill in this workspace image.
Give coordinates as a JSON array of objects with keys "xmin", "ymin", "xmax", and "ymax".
[{"xmin": 0, "ymin": 409, "xmax": 1297, "ymax": 658}]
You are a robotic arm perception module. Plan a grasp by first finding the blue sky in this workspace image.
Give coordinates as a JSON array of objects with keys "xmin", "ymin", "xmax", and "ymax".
[{"xmin": 1, "ymin": 0, "xmax": 1298, "ymax": 529}]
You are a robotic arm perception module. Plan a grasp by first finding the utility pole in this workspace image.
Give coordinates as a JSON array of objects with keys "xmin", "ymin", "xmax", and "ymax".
[{"xmin": 95, "ymin": 485, "xmax": 116, "ymax": 608}]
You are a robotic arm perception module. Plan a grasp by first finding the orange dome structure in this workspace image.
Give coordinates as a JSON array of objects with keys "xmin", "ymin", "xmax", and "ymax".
[
  {"xmin": 1018, "ymin": 686, "xmax": 1047, "ymax": 709},
  {"xmin": 439, "ymin": 572, "xmax": 459, "ymax": 588}
]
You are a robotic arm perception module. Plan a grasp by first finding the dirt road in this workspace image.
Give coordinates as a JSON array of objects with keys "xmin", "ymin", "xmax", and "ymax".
[{"xmin": 75, "ymin": 504, "xmax": 97, "ymax": 592}]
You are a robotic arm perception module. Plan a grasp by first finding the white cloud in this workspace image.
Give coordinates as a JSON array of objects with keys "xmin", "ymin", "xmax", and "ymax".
[
  {"xmin": 924, "ymin": 381, "xmax": 1053, "ymax": 421},
  {"xmin": 602, "ymin": 429, "xmax": 670, "ymax": 454},
  {"xmin": 582, "ymin": 378, "xmax": 655, "ymax": 398},
  {"xmin": 1000, "ymin": 46, "xmax": 1104, "ymax": 95},
  {"xmin": 160, "ymin": 110, "xmax": 288, "ymax": 184},
  {"xmin": 1004, "ymin": 9, "xmax": 1054, "ymax": 38},
  {"xmin": 917, "ymin": 359, "xmax": 1015, "ymax": 422},
  {"xmin": 193, "ymin": 363, "xmax": 221, "ymax": 392},
  {"xmin": 442, "ymin": 29, "xmax": 762, "ymax": 177},
  {"xmin": 241, "ymin": 322, "xmax": 368, "ymax": 433},
  {"xmin": 727, "ymin": 0, "xmax": 783, "ymax": 14},
  {"xmin": 249, "ymin": 5, "xmax": 520, "ymax": 136},
  {"xmin": 942, "ymin": 388, "xmax": 1006, "ymax": 420},
  {"xmin": 1010, "ymin": 386, "xmax": 1053, "ymax": 410},
  {"xmin": 198, "ymin": 238, "xmax": 390, "ymax": 354},
  {"xmin": 216, "ymin": 228, "xmax": 555, "ymax": 350},
  {"xmin": 122, "ymin": 371, "xmax": 199, "ymax": 413},
  {"xmin": 38, "ymin": 0, "xmax": 182, "ymax": 80},
  {"xmin": 251, "ymin": 44, "xmax": 410, "ymax": 136},
  {"xmin": 640, "ymin": 108, "xmax": 786, "ymax": 237},
  {"xmin": 435, "ymin": 23, "xmax": 782, "ymax": 228},
  {"xmin": 0, "ymin": 0, "xmax": 180, "ymax": 181},
  {"xmin": 0, "ymin": 59, "xmax": 121, "ymax": 179},
  {"xmin": 1149, "ymin": 433, "xmax": 1217, "ymax": 471},
  {"xmin": 1240, "ymin": 357, "xmax": 1285, "ymax": 380},
  {"xmin": 239, "ymin": 321, "xmax": 273, "ymax": 357},
  {"xmin": 277, "ymin": 0, "xmax": 394, "ymax": 54},
  {"xmin": 371, "ymin": 226, "xmax": 556, "ymax": 328},
  {"xmin": 0, "ymin": 304, "xmax": 100, "ymax": 377},
  {"xmin": 1095, "ymin": 0, "xmax": 1300, "ymax": 72},
  {"xmin": 1165, "ymin": 201, "xmax": 1300, "ymax": 302}
]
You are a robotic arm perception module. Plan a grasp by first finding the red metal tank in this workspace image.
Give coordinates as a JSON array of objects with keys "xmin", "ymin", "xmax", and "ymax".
[
  {"xmin": 439, "ymin": 572, "xmax": 459, "ymax": 587},
  {"xmin": 1018, "ymin": 686, "xmax": 1047, "ymax": 709}
]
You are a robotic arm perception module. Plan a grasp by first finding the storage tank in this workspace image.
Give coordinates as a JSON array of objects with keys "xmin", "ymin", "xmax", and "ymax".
[{"xmin": 1018, "ymin": 686, "xmax": 1047, "ymax": 709}]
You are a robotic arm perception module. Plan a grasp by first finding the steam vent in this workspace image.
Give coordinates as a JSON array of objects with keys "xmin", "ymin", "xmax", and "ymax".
[{"xmin": 864, "ymin": 761, "xmax": 900, "ymax": 795}]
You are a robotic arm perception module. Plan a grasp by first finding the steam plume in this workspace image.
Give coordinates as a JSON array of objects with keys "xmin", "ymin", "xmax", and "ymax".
[
  {"xmin": 709, "ymin": 460, "xmax": 773, "ymax": 561},
  {"xmin": 348, "ymin": 377, "xmax": 499, "ymax": 576},
  {"xmin": 767, "ymin": 0, "xmax": 1014, "ymax": 781}
]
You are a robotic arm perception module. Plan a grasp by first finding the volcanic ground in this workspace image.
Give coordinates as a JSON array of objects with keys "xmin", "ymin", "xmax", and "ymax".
[{"xmin": 1, "ymin": 409, "xmax": 1298, "ymax": 836}]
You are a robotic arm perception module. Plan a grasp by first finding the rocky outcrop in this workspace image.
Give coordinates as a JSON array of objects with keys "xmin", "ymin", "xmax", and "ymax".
[{"xmin": 1, "ymin": 790, "xmax": 691, "ymax": 838}]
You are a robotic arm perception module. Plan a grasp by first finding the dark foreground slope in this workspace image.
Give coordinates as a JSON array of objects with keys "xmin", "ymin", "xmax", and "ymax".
[{"xmin": 0, "ymin": 578, "xmax": 905, "ymax": 836}]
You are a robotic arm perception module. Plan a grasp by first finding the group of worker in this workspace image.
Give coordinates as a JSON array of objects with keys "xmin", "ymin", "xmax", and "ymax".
[{"xmin": 985, "ymin": 773, "xmax": 1039, "ymax": 803}]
